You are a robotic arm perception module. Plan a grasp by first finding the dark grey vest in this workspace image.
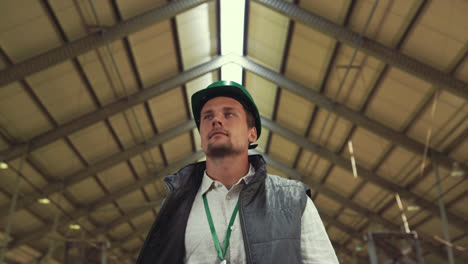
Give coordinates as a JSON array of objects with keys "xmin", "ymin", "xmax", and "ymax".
[{"xmin": 136, "ymin": 155, "xmax": 310, "ymax": 264}]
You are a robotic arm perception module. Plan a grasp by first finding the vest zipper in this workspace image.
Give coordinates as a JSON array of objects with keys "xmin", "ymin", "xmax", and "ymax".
[{"xmin": 239, "ymin": 191, "xmax": 252, "ymax": 264}]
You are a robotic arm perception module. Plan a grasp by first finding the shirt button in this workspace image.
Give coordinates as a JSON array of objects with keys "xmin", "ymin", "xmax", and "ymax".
[
  {"xmin": 226, "ymin": 195, "xmax": 231, "ymax": 200},
  {"xmin": 230, "ymin": 226, "xmax": 235, "ymax": 231}
]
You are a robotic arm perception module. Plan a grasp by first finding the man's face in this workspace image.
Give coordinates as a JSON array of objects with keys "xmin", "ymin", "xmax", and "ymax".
[{"xmin": 199, "ymin": 96, "xmax": 257, "ymax": 157}]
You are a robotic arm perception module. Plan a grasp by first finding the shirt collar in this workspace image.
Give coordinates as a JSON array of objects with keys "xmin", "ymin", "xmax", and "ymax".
[{"xmin": 201, "ymin": 163, "xmax": 256, "ymax": 195}]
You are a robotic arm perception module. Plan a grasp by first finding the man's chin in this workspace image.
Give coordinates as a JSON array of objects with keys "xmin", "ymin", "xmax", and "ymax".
[{"xmin": 207, "ymin": 144, "xmax": 236, "ymax": 157}]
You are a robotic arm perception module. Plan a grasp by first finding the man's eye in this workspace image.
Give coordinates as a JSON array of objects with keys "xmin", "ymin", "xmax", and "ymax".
[
  {"xmin": 203, "ymin": 115, "xmax": 213, "ymax": 120},
  {"xmin": 225, "ymin": 113, "xmax": 234, "ymax": 118}
]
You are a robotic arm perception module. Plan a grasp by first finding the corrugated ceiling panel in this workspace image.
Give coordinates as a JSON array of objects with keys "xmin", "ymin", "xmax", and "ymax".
[
  {"xmin": 245, "ymin": 73, "xmax": 276, "ymax": 120},
  {"xmin": 402, "ymin": 0, "xmax": 468, "ymax": 71},
  {"xmin": 28, "ymin": 202, "xmax": 63, "ymax": 223},
  {"xmin": 30, "ymin": 139, "xmax": 84, "ymax": 178},
  {"xmin": 108, "ymin": 104, "xmax": 155, "ymax": 148},
  {"xmin": 276, "ymin": 89, "xmax": 314, "ymax": 135},
  {"xmin": 0, "ymin": 82, "xmax": 53, "ymax": 141},
  {"xmin": 68, "ymin": 121, "xmax": 120, "ymax": 164},
  {"xmin": 177, "ymin": 2, "xmax": 216, "ymax": 69},
  {"xmin": 365, "ymin": 67, "xmax": 432, "ymax": 131},
  {"xmin": 376, "ymin": 146, "xmax": 420, "ymax": 184},
  {"xmin": 268, "ymin": 134, "xmax": 299, "ymax": 167},
  {"xmin": 380, "ymin": 203, "xmax": 401, "ymax": 223},
  {"xmin": 97, "ymin": 162, "xmax": 135, "ymax": 193},
  {"xmin": 4, "ymin": 245, "xmax": 41, "ymax": 264},
  {"xmin": 77, "ymin": 50, "xmax": 137, "ymax": 106},
  {"xmin": 129, "ymin": 149, "xmax": 164, "ymax": 176},
  {"xmin": 352, "ymin": 182, "xmax": 388, "ymax": 211},
  {"xmin": 116, "ymin": 189, "xmax": 146, "ymax": 214},
  {"xmin": 3, "ymin": 159, "xmax": 49, "ymax": 193},
  {"xmin": 27, "ymin": 61, "xmax": 98, "ymax": 124},
  {"xmin": 296, "ymin": 151, "xmax": 331, "ymax": 179},
  {"xmin": 370, "ymin": 193, "xmax": 393, "ymax": 212},
  {"xmin": 67, "ymin": 177, "xmax": 103, "ymax": 204},
  {"xmin": 116, "ymin": 0, "xmax": 166, "ymax": 20},
  {"xmin": 0, "ymin": 0, "xmax": 62, "ymax": 63},
  {"xmin": 162, "ymin": 132, "xmax": 192, "ymax": 163},
  {"xmin": 143, "ymin": 180, "xmax": 166, "ymax": 201},
  {"xmin": 9, "ymin": 209, "xmax": 42, "ymax": 235},
  {"xmin": 0, "ymin": 191, "xmax": 9, "ymax": 207},
  {"xmin": 131, "ymin": 210, "xmax": 154, "ymax": 227},
  {"xmin": 47, "ymin": 0, "xmax": 87, "ymax": 41},
  {"xmin": 418, "ymin": 217, "xmax": 464, "ymax": 243},
  {"xmin": 324, "ymin": 46, "xmax": 384, "ymax": 111},
  {"xmin": 449, "ymin": 138, "xmax": 468, "ymax": 162},
  {"xmin": 407, "ymin": 92, "xmax": 468, "ymax": 151},
  {"xmin": 450, "ymin": 196, "xmax": 468, "ymax": 222},
  {"xmin": 129, "ymin": 21, "xmax": 178, "ymax": 87},
  {"xmin": 122, "ymin": 236, "xmax": 141, "ymax": 251},
  {"xmin": 314, "ymin": 194, "xmax": 342, "ymax": 216},
  {"xmin": 248, "ymin": 1, "xmax": 290, "ymax": 71},
  {"xmin": 413, "ymin": 168, "xmax": 467, "ymax": 203},
  {"xmin": 406, "ymin": 210, "xmax": 431, "ymax": 226},
  {"xmin": 285, "ymin": 23, "xmax": 335, "ymax": 89},
  {"xmin": 148, "ymin": 87, "xmax": 188, "ymax": 132},
  {"xmin": 91, "ymin": 40, "xmax": 139, "ymax": 94},
  {"xmin": 325, "ymin": 166, "xmax": 363, "ymax": 197},
  {"xmin": 349, "ymin": 0, "xmax": 419, "ymax": 47},
  {"xmin": 108, "ymin": 222, "xmax": 133, "ymax": 240},
  {"xmin": 49, "ymin": 192, "xmax": 75, "ymax": 214},
  {"xmin": 90, "ymin": 204, "xmax": 121, "ymax": 226},
  {"xmin": 308, "ymin": 109, "xmax": 353, "ymax": 152},
  {"xmin": 266, "ymin": 165, "xmax": 288, "ymax": 179},
  {"xmin": 300, "ymin": 0, "xmax": 350, "ymax": 24},
  {"xmin": 456, "ymin": 57, "xmax": 468, "ymax": 82},
  {"xmin": 347, "ymin": 127, "xmax": 391, "ymax": 170},
  {"xmin": 0, "ymin": 135, "xmax": 9, "ymax": 151},
  {"xmin": 327, "ymin": 226, "xmax": 349, "ymax": 244}
]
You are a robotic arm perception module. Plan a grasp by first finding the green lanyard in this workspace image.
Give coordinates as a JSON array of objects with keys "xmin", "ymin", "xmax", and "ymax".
[{"xmin": 202, "ymin": 193, "xmax": 240, "ymax": 262}]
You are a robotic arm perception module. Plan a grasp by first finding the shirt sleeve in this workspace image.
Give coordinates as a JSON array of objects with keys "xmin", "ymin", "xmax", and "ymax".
[{"xmin": 301, "ymin": 197, "xmax": 340, "ymax": 263}]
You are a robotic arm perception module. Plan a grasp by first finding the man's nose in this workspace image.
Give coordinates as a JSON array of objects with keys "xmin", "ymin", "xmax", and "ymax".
[{"xmin": 211, "ymin": 115, "xmax": 223, "ymax": 127}]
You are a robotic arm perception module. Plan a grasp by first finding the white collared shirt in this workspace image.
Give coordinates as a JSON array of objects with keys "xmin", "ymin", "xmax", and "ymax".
[{"xmin": 184, "ymin": 164, "xmax": 339, "ymax": 263}]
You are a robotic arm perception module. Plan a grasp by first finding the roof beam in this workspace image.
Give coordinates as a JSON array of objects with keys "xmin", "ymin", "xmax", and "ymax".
[
  {"xmin": 252, "ymin": 151, "xmax": 467, "ymax": 263},
  {"xmin": 0, "ymin": 0, "xmax": 213, "ymax": 87},
  {"xmin": 237, "ymin": 56, "xmax": 467, "ymax": 173},
  {"xmin": 0, "ymin": 120, "xmax": 196, "ymax": 218},
  {"xmin": 260, "ymin": 116, "xmax": 468, "ymax": 231},
  {"xmin": 8, "ymin": 151, "xmax": 204, "ymax": 249},
  {"xmin": 253, "ymin": 0, "xmax": 468, "ymax": 100},
  {"xmin": 0, "ymin": 56, "xmax": 227, "ymax": 162}
]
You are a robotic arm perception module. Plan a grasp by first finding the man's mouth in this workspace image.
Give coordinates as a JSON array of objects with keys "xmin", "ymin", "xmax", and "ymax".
[{"xmin": 209, "ymin": 130, "xmax": 228, "ymax": 139}]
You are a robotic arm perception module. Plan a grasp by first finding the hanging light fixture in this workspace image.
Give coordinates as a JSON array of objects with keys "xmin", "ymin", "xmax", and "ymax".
[
  {"xmin": 37, "ymin": 198, "xmax": 51, "ymax": 204},
  {"xmin": 69, "ymin": 224, "xmax": 81, "ymax": 230},
  {"xmin": 0, "ymin": 161, "xmax": 8, "ymax": 169},
  {"xmin": 450, "ymin": 162, "xmax": 465, "ymax": 177}
]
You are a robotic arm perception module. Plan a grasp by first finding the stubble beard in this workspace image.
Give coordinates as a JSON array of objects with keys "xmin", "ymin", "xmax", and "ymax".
[{"xmin": 206, "ymin": 141, "xmax": 242, "ymax": 158}]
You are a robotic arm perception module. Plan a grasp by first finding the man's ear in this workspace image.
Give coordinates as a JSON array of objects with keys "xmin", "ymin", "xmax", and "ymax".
[{"xmin": 248, "ymin": 127, "xmax": 258, "ymax": 143}]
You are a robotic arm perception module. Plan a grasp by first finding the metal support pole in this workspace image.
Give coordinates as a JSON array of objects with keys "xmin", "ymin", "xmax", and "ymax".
[
  {"xmin": 412, "ymin": 233, "xmax": 425, "ymax": 264},
  {"xmin": 0, "ymin": 156, "xmax": 26, "ymax": 264},
  {"xmin": 433, "ymin": 161, "xmax": 455, "ymax": 264},
  {"xmin": 366, "ymin": 233, "xmax": 379, "ymax": 264},
  {"xmin": 101, "ymin": 241, "xmax": 109, "ymax": 264}
]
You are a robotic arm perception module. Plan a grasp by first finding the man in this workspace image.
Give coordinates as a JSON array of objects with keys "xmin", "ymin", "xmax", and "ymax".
[{"xmin": 136, "ymin": 81, "xmax": 338, "ymax": 264}]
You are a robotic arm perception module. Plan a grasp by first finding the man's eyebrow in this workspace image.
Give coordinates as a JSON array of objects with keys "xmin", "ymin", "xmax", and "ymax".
[
  {"xmin": 223, "ymin": 106, "xmax": 240, "ymax": 111},
  {"xmin": 201, "ymin": 109, "xmax": 214, "ymax": 115}
]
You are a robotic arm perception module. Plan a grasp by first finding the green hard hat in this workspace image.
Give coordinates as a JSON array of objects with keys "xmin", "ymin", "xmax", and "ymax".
[{"xmin": 191, "ymin": 80, "xmax": 262, "ymax": 148}]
